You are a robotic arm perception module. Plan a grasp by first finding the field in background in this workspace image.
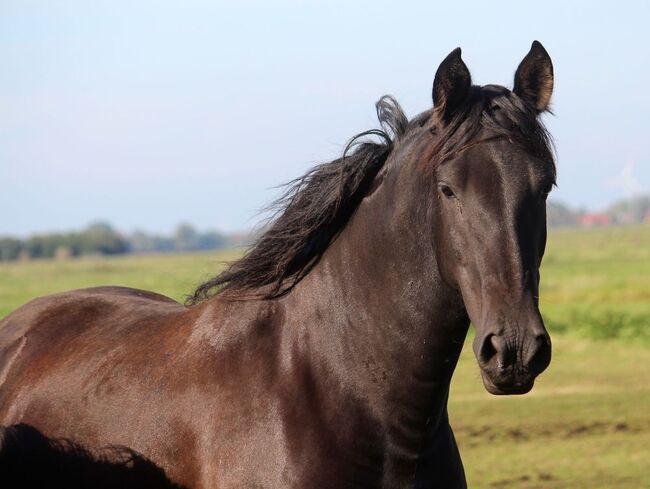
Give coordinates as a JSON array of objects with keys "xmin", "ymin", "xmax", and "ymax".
[
  {"xmin": 0, "ymin": 225, "xmax": 648, "ymax": 488},
  {"xmin": 0, "ymin": 248, "xmax": 242, "ymax": 319},
  {"xmin": 450, "ymin": 338, "xmax": 650, "ymax": 488},
  {"xmin": 541, "ymin": 225, "xmax": 650, "ymax": 343}
]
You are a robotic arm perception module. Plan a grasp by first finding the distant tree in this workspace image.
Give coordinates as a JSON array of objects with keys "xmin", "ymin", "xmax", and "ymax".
[
  {"xmin": 129, "ymin": 230, "xmax": 152, "ymax": 253},
  {"xmin": 196, "ymin": 231, "xmax": 228, "ymax": 250},
  {"xmin": 0, "ymin": 238, "xmax": 23, "ymax": 261},
  {"xmin": 25, "ymin": 235, "xmax": 50, "ymax": 258},
  {"xmin": 128, "ymin": 230, "xmax": 174, "ymax": 253},
  {"xmin": 173, "ymin": 223, "xmax": 199, "ymax": 252},
  {"xmin": 79, "ymin": 222, "xmax": 128, "ymax": 255}
]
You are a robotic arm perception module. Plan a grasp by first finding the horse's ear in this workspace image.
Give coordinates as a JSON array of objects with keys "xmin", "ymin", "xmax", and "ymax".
[
  {"xmin": 432, "ymin": 47, "xmax": 471, "ymax": 122},
  {"xmin": 513, "ymin": 41, "xmax": 554, "ymax": 112}
]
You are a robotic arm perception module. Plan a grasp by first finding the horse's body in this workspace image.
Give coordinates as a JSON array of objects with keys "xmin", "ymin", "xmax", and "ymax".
[{"xmin": 0, "ymin": 42, "xmax": 556, "ymax": 488}]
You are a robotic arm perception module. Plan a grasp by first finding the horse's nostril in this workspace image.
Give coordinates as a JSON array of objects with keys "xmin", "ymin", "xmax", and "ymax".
[
  {"xmin": 478, "ymin": 333, "xmax": 497, "ymax": 364},
  {"xmin": 525, "ymin": 333, "xmax": 552, "ymax": 375},
  {"xmin": 479, "ymin": 334, "xmax": 510, "ymax": 370}
]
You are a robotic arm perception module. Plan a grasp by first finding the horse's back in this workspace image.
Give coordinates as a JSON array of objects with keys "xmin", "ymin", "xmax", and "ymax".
[
  {"xmin": 0, "ymin": 285, "xmax": 182, "ymax": 354},
  {"xmin": 0, "ymin": 286, "xmax": 187, "ymax": 415},
  {"xmin": 0, "ymin": 286, "xmax": 292, "ymax": 488}
]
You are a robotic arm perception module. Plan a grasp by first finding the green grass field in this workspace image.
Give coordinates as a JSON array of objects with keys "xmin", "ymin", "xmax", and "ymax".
[
  {"xmin": 540, "ymin": 225, "xmax": 650, "ymax": 344},
  {"xmin": 450, "ymin": 337, "xmax": 650, "ymax": 488},
  {"xmin": 1, "ymin": 225, "xmax": 648, "ymax": 488}
]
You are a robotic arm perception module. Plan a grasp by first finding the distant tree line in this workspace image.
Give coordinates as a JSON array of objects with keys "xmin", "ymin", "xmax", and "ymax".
[
  {"xmin": 0, "ymin": 222, "xmax": 244, "ymax": 262},
  {"xmin": 547, "ymin": 195, "xmax": 650, "ymax": 228},
  {"xmin": 2, "ymin": 195, "xmax": 648, "ymax": 261},
  {"xmin": 0, "ymin": 222, "xmax": 127, "ymax": 261},
  {"xmin": 128, "ymin": 223, "xmax": 230, "ymax": 254}
]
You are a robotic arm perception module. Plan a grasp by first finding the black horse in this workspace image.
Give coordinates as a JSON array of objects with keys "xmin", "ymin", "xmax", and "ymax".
[{"xmin": 0, "ymin": 42, "xmax": 555, "ymax": 488}]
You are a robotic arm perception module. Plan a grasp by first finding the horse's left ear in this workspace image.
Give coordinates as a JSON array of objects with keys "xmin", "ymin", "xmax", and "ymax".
[
  {"xmin": 433, "ymin": 47, "xmax": 472, "ymax": 122},
  {"xmin": 513, "ymin": 41, "xmax": 554, "ymax": 112}
]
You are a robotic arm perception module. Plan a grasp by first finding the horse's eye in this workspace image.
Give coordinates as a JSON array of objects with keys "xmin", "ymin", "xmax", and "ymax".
[
  {"xmin": 540, "ymin": 183, "xmax": 553, "ymax": 200},
  {"xmin": 438, "ymin": 183, "xmax": 456, "ymax": 199}
]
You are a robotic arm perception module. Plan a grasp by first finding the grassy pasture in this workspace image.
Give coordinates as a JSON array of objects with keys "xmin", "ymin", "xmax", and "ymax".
[
  {"xmin": 0, "ymin": 225, "xmax": 648, "ymax": 487},
  {"xmin": 540, "ymin": 224, "xmax": 650, "ymax": 343},
  {"xmin": 450, "ymin": 337, "xmax": 650, "ymax": 488}
]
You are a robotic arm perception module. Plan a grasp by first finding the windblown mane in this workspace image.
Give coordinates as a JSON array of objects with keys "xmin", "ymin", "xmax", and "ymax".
[
  {"xmin": 188, "ymin": 87, "xmax": 554, "ymax": 303},
  {"xmin": 188, "ymin": 96, "xmax": 408, "ymax": 302}
]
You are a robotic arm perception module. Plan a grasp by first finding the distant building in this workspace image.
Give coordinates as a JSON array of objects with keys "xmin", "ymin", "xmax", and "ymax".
[{"xmin": 579, "ymin": 213, "xmax": 612, "ymax": 227}]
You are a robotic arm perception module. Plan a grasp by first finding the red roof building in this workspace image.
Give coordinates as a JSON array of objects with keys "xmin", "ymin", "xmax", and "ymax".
[{"xmin": 579, "ymin": 213, "xmax": 611, "ymax": 227}]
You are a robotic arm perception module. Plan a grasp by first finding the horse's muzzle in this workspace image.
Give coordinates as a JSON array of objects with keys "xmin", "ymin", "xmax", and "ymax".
[{"xmin": 475, "ymin": 331, "xmax": 552, "ymax": 395}]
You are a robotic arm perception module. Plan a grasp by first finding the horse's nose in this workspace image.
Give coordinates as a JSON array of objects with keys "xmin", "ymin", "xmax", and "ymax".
[{"xmin": 477, "ymin": 331, "xmax": 551, "ymax": 375}]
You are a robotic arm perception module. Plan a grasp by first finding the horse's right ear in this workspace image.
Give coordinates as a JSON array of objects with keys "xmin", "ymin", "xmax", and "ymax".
[{"xmin": 432, "ymin": 48, "xmax": 472, "ymax": 122}]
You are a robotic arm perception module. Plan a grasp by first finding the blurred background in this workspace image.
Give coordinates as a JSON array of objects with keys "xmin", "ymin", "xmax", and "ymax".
[{"xmin": 1, "ymin": 1, "xmax": 648, "ymax": 487}]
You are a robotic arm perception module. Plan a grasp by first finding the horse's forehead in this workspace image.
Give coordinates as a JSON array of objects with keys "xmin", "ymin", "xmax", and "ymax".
[
  {"xmin": 453, "ymin": 141, "xmax": 547, "ymax": 193},
  {"xmin": 481, "ymin": 84, "xmax": 511, "ymax": 97}
]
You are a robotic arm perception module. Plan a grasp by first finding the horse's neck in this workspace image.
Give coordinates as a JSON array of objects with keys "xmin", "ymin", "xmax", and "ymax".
[{"xmin": 283, "ymin": 185, "xmax": 469, "ymax": 455}]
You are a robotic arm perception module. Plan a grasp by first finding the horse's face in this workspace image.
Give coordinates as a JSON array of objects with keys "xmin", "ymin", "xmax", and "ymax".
[
  {"xmin": 433, "ymin": 137, "xmax": 553, "ymax": 394},
  {"xmin": 429, "ymin": 43, "xmax": 555, "ymax": 394}
]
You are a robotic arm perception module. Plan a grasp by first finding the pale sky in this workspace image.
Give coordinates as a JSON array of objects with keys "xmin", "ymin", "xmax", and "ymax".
[{"xmin": 1, "ymin": 0, "xmax": 649, "ymax": 236}]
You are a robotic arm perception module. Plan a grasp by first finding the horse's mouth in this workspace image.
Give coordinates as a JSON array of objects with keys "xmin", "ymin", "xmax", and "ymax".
[{"xmin": 480, "ymin": 372, "xmax": 535, "ymax": 395}]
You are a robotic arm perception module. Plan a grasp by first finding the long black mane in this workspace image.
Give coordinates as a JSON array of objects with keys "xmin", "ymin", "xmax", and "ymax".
[
  {"xmin": 188, "ymin": 87, "xmax": 553, "ymax": 303},
  {"xmin": 188, "ymin": 96, "xmax": 408, "ymax": 302}
]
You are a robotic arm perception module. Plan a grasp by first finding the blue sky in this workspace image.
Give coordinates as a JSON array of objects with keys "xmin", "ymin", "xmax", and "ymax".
[{"xmin": 1, "ymin": 0, "xmax": 648, "ymax": 236}]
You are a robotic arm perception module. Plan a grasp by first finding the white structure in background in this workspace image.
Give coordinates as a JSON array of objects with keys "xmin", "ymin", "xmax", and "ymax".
[{"xmin": 608, "ymin": 160, "xmax": 643, "ymax": 198}]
